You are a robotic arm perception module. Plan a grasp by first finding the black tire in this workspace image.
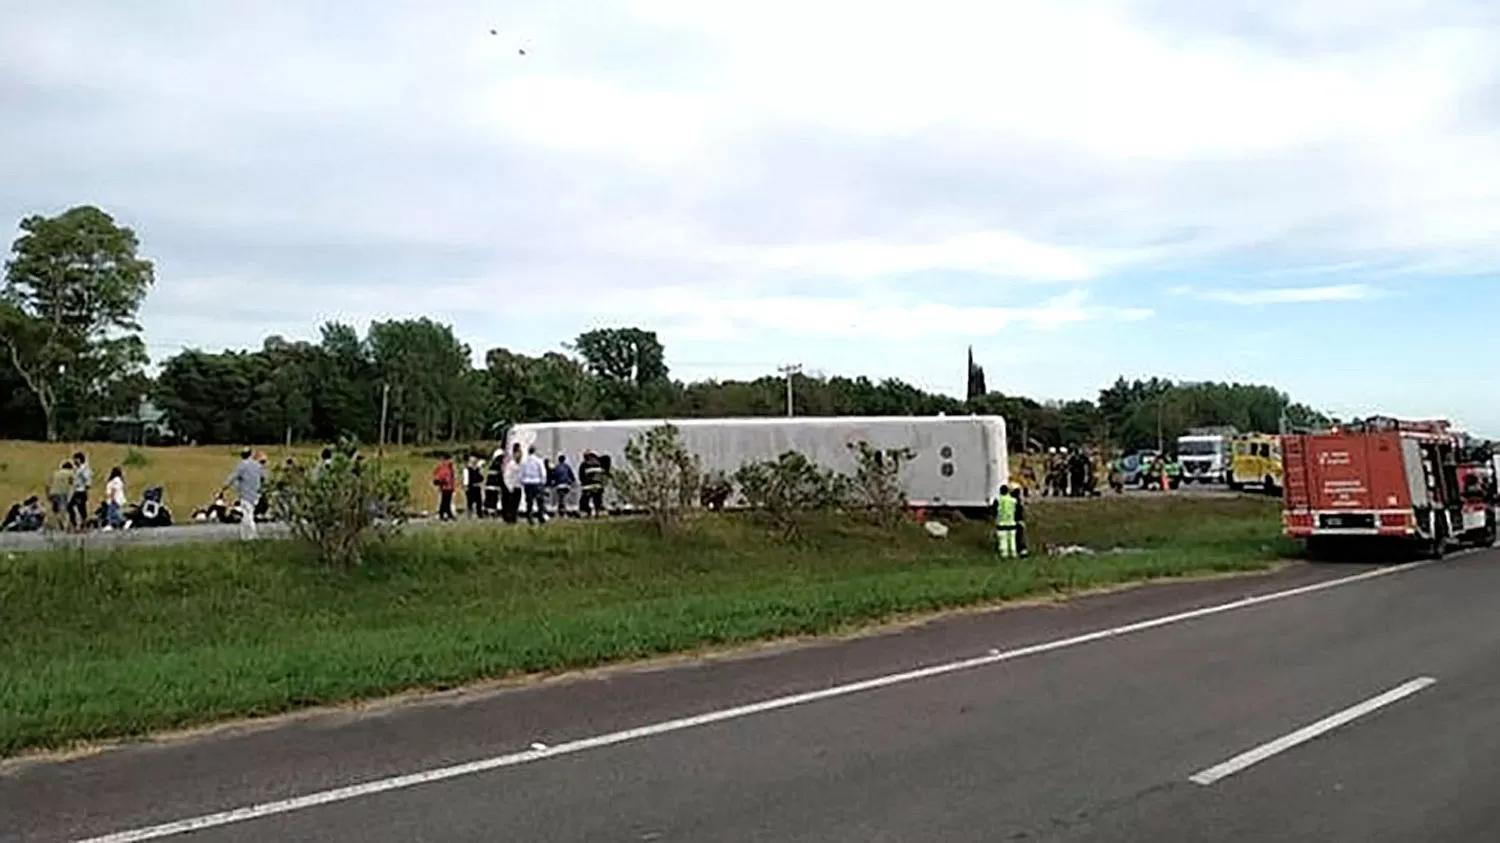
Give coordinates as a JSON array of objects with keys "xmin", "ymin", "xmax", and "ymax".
[
  {"xmin": 1227, "ymin": 476, "xmax": 1243, "ymax": 493},
  {"xmin": 1263, "ymin": 476, "xmax": 1280, "ymax": 496}
]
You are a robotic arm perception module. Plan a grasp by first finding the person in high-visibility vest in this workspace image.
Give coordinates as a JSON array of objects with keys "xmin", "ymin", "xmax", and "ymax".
[{"xmin": 996, "ymin": 484, "xmax": 1019, "ymax": 558}]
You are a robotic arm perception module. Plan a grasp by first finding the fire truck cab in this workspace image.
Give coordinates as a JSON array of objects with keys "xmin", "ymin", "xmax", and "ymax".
[{"xmin": 1282, "ymin": 417, "xmax": 1497, "ymax": 558}]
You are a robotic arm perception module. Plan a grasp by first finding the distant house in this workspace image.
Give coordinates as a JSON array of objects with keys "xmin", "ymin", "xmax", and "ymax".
[{"xmin": 95, "ymin": 399, "xmax": 174, "ymax": 444}]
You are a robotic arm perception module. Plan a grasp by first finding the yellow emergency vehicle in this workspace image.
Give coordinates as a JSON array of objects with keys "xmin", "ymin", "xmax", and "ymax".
[{"xmin": 1228, "ymin": 433, "xmax": 1282, "ymax": 494}]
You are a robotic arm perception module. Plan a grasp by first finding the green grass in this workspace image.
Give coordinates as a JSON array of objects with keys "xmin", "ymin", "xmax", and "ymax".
[{"xmin": 0, "ymin": 496, "xmax": 1285, "ymax": 756}]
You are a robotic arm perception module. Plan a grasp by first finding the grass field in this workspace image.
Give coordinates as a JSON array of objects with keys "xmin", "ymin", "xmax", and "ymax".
[
  {"xmin": 0, "ymin": 440, "xmax": 460, "ymax": 521},
  {"xmin": 0, "ymin": 496, "xmax": 1285, "ymax": 756}
]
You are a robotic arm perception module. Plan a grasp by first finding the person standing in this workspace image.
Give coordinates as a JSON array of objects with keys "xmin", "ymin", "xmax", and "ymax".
[
  {"xmin": 1011, "ymin": 485, "xmax": 1028, "ymax": 557},
  {"xmin": 484, "ymin": 451, "xmax": 504, "ymax": 516},
  {"xmin": 463, "ymin": 455, "xmax": 485, "ymax": 517},
  {"xmin": 519, "ymin": 446, "xmax": 548, "ymax": 524},
  {"xmin": 432, "ymin": 455, "xmax": 457, "ymax": 521},
  {"xmin": 68, "ymin": 451, "xmax": 93, "ymax": 531},
  {"xmin": 578, "ymin": 450, "xmax": 605, "ymax": 517},
  {"xmin": 47, "ymin": 460, "xmax": 74, "ymax": 529},
  {"xmin": 996, "ymin": 484, "xmax": 1019, "ymax": 558},
  {"xmin": 222, "ymin": 448, "xmax": 265, "ymax": 540},
  {"xmin": 104, "ymin": 467, "xmax": 127, "ymax": 530},
  {"xmin": 550, "ymin": 453, "xmax": 576, "ymax": 517},
  {"xmin": 501, "ymin": 444, "xmax": 524, "ymax": 524}
]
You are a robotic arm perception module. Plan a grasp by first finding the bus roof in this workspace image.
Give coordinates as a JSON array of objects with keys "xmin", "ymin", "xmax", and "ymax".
[{"xmin": 508, "ymin": 415, "xmax": 1006, "ymax": 430}]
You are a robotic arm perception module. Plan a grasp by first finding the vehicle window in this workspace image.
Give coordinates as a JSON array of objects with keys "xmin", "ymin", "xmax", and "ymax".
[{"xmin": 1179, "ymin": 441, "xmax": 1217, "ymax": 456}]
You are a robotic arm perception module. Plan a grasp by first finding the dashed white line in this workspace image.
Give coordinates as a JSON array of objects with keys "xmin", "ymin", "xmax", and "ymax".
[
  {"xmin": 1189, "ymin": 676, "xmax": 1438, "ymax": 786},
  {"xmin": 77, "ymin": 560, "xmax": 1434, "ymax": 843}
]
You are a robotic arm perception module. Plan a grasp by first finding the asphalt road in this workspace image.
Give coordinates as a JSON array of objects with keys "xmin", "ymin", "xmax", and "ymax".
[{"xmin": 7, "ymin": 548, "xmax": 1500, "ymax": 843}]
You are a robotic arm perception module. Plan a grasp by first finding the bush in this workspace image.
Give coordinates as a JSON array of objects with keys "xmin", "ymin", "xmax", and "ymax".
[
  {"xmin": 272, "ymin": 441, "xmax": 411, "ymax": 566},
  {"xmin": 121, "ymin": 447, "xmax": 151, "ymax": 469},
  {"xmin": 610, "ymin": 424, "xmax": 703, "ymax": 535},
  {"xmin": 734, "ymin": 451, "xmax": 851, "ymax": 539},
  {"xmin": 847, "ymin": 441, "xmax": 915, "ymax": 526}
]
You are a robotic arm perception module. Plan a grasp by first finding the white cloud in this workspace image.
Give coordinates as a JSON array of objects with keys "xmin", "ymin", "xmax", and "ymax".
[
  {"xmin": 1177, "ymin": 283, "xmax": 1379, "ymax": 305},
  {"xmin": 748, "ymin": 231, "xmax": 1102, "ymax": 281},
  {"xmin": 583, "ymin": 286, "xmax": 1151, "ymax": 342},
  {"xmin": 5, "ymin": 0, "xmax": 1500, "ymax": 428}
]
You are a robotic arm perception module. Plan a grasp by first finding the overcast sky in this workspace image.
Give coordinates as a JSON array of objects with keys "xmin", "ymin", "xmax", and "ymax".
[{"xmin": 4, "ymin": 0, "xmax": 1500, "ymax": 432}]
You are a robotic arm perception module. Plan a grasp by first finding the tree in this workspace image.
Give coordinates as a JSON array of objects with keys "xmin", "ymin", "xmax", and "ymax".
[
  {"xmin": 367, "ymin": 318, "xmax": 471, "ymax": 445},
  {"xmin": 0, "ymin": 351, "xmax": 44, "ymax": 439},
  {"xmin": 484, "ymin": 346, "xmax": 597, "ymax": 424},
  {"xmin": 572, "ymin": 327, "xmax": 670, "ymax": 418},
  {"xmin": 965, "ymin": 347, "xmax": 987, "ymax": 402},
  {"xmin": 312, "ymin": 322, "xmax": 379, "ymax": 442},
  {"xmin": 0, "ymin": 206, "xmax": 154, "ymax": 440}
]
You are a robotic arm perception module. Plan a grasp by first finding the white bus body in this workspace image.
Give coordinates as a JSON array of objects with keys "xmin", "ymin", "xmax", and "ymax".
[{"xmin": 502, "ymin": 415, "xmax": 1008, "ymax": 512}]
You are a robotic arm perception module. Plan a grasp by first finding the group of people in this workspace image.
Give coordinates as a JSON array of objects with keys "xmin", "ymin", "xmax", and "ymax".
[
  {"xmin": 1, "ymin": 446, "xmax": 273, "ymax": 537},
  {"xmin": 2, "ymin": 450, "xmax": 135, "ymax": 533},
  {"xmin": 431, "ymin": 443, "xmax": 611, "ymax": 525},
  {"xmin": 1042, "ymin": 447, "xmax": 1100, "ymax": 498}
]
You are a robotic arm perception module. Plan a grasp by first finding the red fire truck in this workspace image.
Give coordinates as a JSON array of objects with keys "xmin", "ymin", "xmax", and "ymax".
[{"xmin": 1282, "ymin": 417, "xmax": 1497, "ymax": 558}]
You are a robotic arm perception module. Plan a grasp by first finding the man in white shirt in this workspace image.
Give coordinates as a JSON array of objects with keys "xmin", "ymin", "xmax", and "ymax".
[
  {"xmin": 518, "ymin": 446, "xmax": 548, "ymax": 524},
  {"xmin": 501, "ymin": 444, "xmax": 523, "ymax": 523}
]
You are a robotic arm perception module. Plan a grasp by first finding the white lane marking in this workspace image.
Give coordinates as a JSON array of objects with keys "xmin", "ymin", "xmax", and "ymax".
[
  {"xmin": 78, "ymin": 561, "xmax": 1432, "ymax": 843},
  {"xmin": 1189, "ymin": 676, "xmax": 1438, "ymax": 787}
]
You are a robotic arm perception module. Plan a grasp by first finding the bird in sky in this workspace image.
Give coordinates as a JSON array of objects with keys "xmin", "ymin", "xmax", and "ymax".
[{"xmin": 489, "ymin": 28, "xmax": 527, "ymax": 55}]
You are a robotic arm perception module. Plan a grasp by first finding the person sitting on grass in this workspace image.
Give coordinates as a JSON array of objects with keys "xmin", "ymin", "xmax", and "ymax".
[{"xmin": 2, "ymin": 497, "xmax": 45, "ymax": 532}]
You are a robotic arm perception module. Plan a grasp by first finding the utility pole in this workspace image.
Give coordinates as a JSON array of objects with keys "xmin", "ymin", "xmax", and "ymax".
[
  {"xmin": 777, "ymin": 364, "xmax": 802, "ymax": 417},
  {"xmin": 379, "ymin": 383, "xmax": 390, "ymax": 450}
]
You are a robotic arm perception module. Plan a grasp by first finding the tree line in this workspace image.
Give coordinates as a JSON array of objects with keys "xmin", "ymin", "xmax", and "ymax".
[{"xmin": 0, "ymin": 205, "xmax": 1330, "ymax": 452}]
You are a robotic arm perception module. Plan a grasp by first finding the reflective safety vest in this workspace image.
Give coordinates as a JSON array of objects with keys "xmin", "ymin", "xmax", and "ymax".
[{"xmin": 996, "ymin": 494, "xmax": 1018, "ymax": 527}]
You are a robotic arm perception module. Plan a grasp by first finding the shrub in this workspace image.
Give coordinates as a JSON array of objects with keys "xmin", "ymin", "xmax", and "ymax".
[
  {"xmin": 272, "ymin": 440, "xmax": 411, "ymax": 567},
  {"xmin": 610, "ymin": 424, "xmax": 703, "ymax": 535},
  {"xmin": 121, "ymin": 447, "xmax": 151, "ymax": 469},
  {"xmin": 734, "ymin": 450, "xmax": 851, "ymax": 539},
  {"xmin": 847, "ymin": 440, "xmax": 915, "ymax": 527}
]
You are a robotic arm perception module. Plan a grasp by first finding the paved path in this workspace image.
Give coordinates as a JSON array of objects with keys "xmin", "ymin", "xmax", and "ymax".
[
  {"xmin": 6, "ymin": 549, "xmax": 1499, "ymax": 842},
  {"xmin": 0, "ymin": 486, "xmax": 1264, "ymax": 552}
]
